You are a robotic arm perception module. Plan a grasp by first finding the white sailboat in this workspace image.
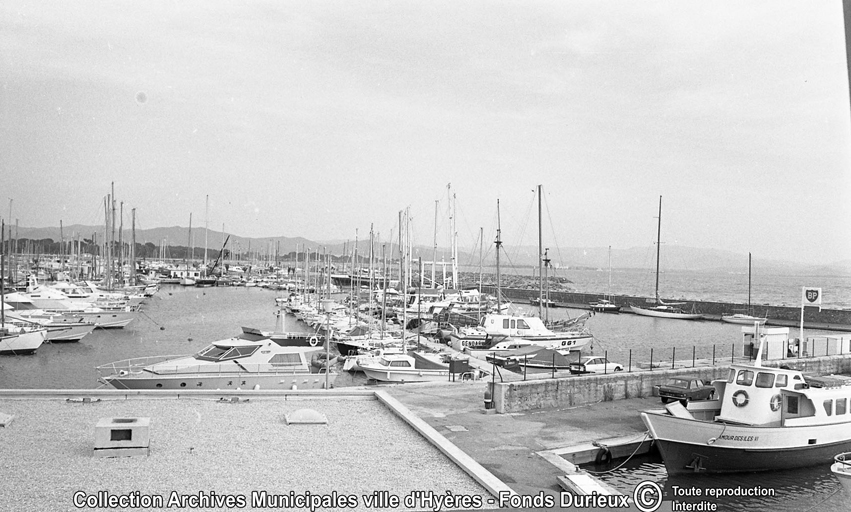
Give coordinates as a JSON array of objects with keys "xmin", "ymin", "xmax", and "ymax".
[
  {"xmin": 591, "ymin": 246, "xmax": 621, "ymax": 313},
  {"xmin": 629, "ymin": 196, "xmax": 702, "ymax": 320},
  {"xmin": 721, "ymin": 253, "xmax": 767, "ymax": 325}
]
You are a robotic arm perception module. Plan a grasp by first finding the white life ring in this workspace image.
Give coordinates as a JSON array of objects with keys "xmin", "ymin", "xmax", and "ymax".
[
  {"xmin": 732, "ymin": 390, "xmax": 749, "ymax": 407},
  {"xmin": 770, "ymin": 394, "xmax": 782, "ymax": 412},
  {"xmin": 309, "ymin": 336, "xmax": 318, "ymax": 347}
]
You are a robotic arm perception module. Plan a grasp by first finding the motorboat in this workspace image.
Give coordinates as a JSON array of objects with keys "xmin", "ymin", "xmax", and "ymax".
[
  {"xmin": 358, "ymin": 354, "xmax": 450, "ymax": 383},
  {"xmin": 641, "ymin": 333, "xmax": 851, "ymax": 475},
  {"xmin": 4, "ymin": 311, "xmax": 95, "ymax": 342},
  {"xmin": 448, "ymin": 313, "xmax": 592, "ymax": 355},
  {"xmin": 830, "ymin": 452, "xmax": 851, "ymax": 494},
  {"xmin": 3, "ymin": 291, "xmax": 137, "ymax": 328},
  {"xmin": 590, "ymin": 299, "xmax": 621, "ymax": 313},
  {"xmin": 97, "ymin": 329, "xmax": 336, "ymax": 390}
]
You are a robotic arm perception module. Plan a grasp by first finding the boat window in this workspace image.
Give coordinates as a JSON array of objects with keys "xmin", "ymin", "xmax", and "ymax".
[
  {"xmin": 727, "ymin": 369, "xmax": 736, "ymax": 383},
  {"xmin": 736, "ymin": 370, "xmax": 754, "ymax": 386},
  {"xmin": 389, "ymin": 360, "xmax": 411, "ymax": 368},
  {"xmin": 787, "ymin": 396, "xmax": 799, "ymax": 415},
  {"xmin": 837, "ymin": 398, "xmax": 847, "ymax": 415},
  {"xmin": 220, "ymin": 345, "xmax": 259, "ymax": 360},
  {"xmin": 516, "ymin": 319, "xmax": 530, "ymax": 330},
  {"xmin": 195, "ymin": 345, "xmax": 230, "ymax": 361},
  {"xmin": 503, "ymin": 319, "xmax": 510, "ymax": 329},
  {"xmin": 755, "ymin": 372, "xmax": 775, "ymax": 388},
  {"xmin": 775, "ymin": 374, "xmax": 788, "ymax": 388},
  {"xmin": 269, "ymin": 353, "xmax": 302, "ymax": 366},
  {"xmin": 510, "ymin": 320, "xmax": 516, "ymax": 329},
  {"xmin": 824, "ymin": 400, "xmax": 833, "ymax": 416}
]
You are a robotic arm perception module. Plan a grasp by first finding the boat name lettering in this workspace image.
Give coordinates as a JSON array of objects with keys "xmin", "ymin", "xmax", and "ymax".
[{"xmin": 718, "ymin": 435, "xmax": 759, "ymax": 442}]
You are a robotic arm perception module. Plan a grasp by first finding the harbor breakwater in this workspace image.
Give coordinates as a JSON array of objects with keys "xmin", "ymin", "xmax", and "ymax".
[{"xmin": 482, "ymin": 287, "xmax": 851, "ymax": 331}]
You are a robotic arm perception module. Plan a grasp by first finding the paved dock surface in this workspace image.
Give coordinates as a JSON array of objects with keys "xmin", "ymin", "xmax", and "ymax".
[{"xmin": 382, "ymin": 379, "xmax": 653, "ymax": 498}]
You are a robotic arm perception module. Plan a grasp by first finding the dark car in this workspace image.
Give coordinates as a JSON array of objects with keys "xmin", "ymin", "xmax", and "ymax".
[{"xmin": 655, "ymin": 377, "xmax": 716, "ymax": 405}]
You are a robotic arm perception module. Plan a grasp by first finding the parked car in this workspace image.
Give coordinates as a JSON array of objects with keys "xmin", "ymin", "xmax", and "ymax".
[
  {"xmin": 655, "ymin": 376, "xmax": 716, "ymax": 405},
  {"xmin": 569, "ymin": 356, "xmax": 623, "ymax": 375}
]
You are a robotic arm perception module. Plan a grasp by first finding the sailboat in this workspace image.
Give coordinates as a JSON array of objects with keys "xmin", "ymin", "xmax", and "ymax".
[
  {"xmin": 721, "ymin": 252, "xmax": 766, "ymax": 325},
  {"xmin": 590, "ymin": 246, "xmax": 621, "ymax": 313},
  {"xmin": 628, "ymin": 196, "xmax": 702, "ymax": 320}
]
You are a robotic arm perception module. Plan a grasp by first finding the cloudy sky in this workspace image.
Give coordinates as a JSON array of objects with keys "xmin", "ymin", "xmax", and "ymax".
[{"xmin": 1, "ymin": 1, "xmax": 849, "ymax": 265}]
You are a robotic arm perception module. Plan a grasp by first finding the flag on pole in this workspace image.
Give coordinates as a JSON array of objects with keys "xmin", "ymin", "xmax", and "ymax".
[{"xmin": 802, "ymin": 287, "xmax": 822, "ymax": 310}]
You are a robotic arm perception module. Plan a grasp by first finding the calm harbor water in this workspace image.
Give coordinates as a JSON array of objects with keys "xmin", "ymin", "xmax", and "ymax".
[
  {"xmin": 470, "ymin": 266, "xmax": 851, "ymax": 309},
  {"xmin": 1, "ymin": 282, "xmax": 850, "ymax": 511}
]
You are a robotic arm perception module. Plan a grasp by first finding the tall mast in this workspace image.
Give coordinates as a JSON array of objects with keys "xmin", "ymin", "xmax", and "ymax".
[
  {"xmin": 496, "ymin": 199, "xmax": 502, "ymax": 312},
  {"xmin": 1, "ymin": 221, "xmax": 6, "ymax": 329},
  {"xmin": 537, "ymin": 184, "xmax": 543, "ymax": 318},
  {"xmin": 655, "ymin": 195, "xmax": 662, "ymax": 304},
  {"xmin": 748, "ymin": 252, "xmax": 752, "ymax": 312},
  {"xmin": 432, "ymin": 200, "xmax": 438, "ymax": 288},
  {"xmin": 607, "ymin": 245, "xmax": 612, "ymax": 300},
  {"xmin": 188, "ymin": 213, "xmax": 193, "ymax": 264},
  {"xmin": 204, "ymin": 195, "xmax": 209, "ymax": 270},
  {"xmin": 131, "ymin": 208, "xmax": 136, "ymax": 286}
]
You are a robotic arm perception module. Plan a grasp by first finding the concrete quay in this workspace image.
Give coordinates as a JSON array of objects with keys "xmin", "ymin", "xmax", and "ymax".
[{"xmin": 382, "ymin": 379, "xmax": 651, "ymax": 499}]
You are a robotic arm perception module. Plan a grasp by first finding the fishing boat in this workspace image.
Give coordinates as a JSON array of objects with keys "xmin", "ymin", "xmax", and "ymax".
[
  {"xmin": 641, "ymin": 327, "xmax": 851, "ymax": 475},
  {"xmin": 358, "ymin": 353, "xmax": 450, "ymax": 383},
  {"xmin": 97, "ymin": 329, "xmax": 335, "ymax": 390},
  {"xmin": 629, "ymin": 196, "xmax": 702, "ymax": 320},
  {"xmin": 721, "ymin": 253, "xmax": 767, "ymax": 325},
  {"xmin": 830, "ymin": 453, "xmax": 851, "ymax": 494}
]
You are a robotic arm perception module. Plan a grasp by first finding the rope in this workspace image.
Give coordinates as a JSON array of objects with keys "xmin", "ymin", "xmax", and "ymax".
[{"xmin": 584, "ymin": 431, "xmax": 652, "ymax": 475}]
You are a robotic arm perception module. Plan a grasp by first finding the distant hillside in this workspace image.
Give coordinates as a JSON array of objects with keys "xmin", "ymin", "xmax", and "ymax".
[{"xmin": 12, "ymin": 225, "xmax": 851, "ymax": 275}]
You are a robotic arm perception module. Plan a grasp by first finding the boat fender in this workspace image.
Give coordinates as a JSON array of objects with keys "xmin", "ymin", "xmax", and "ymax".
[
  {"xmin": 732, "ymin": 390, "xmax": 749, "ymax": 407},
  {"xmin": 594, "ymin": 445, "xmax": 612, "ymax": 465},
  {"xmin": 770, "ymin": 394, "xmax": 781, "ymax": 412},
  {"xmin": 309, "ymin": 336, "xmax": 318, "ymax": 347}
]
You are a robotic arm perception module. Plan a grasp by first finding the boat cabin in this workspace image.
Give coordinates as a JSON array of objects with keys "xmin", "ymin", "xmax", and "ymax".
[
  {"xmin": 479, "ymin": 314, "xmax": 553, "ymax": 338},
  {"xmin": 713, "ymin": 364, "xmax": 805, "ymax": 426}
]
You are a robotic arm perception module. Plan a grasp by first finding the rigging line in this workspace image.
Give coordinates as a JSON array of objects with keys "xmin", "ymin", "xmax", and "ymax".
[
  {"xmin": 584, "ymin": 431, "xmax": 652, "ymax": 475},
  {"xmin": 541, "ymin": 190, "xmax": 566, "ymax": 269}
]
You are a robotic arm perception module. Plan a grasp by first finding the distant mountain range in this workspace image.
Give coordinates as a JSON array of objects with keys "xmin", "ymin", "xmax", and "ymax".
[{"xmin": 13, "ymin": 224, "xmax": 851, "ymax": 275}]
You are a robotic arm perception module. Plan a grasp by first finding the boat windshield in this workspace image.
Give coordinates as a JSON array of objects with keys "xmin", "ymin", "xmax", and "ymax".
[{"xmin": 195, "ymin": 344, "xmax": 259, "ymax": 361}]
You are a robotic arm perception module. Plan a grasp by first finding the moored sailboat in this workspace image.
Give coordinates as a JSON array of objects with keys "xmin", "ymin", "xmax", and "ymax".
[
  {"xmin": 721, "ymin": 252, "xmax": 767, "ymax": 325},
  {"xmin": 629, "ymin": 196, "xmax": 701, "ymax": 320}
]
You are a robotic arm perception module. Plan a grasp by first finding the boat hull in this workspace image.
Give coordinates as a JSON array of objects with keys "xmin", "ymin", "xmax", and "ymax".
[
  {"xmin": 629, "ymin": 305, "xmax": 702, "ymax": 320},
  {"xmin": 360, "ymin": 366, "xmax": 450, "ymax": 383},
  {"xmin": 103, "ymin": 372, "xmax": 336, "ymax": 390},
  {"xmin": 44, "ymin": 322, "xmax": 96, "ymax": 342},
  {"xmin": 0, "ymin": 330, "xmax": 46, "ymax": 355},
  {"xmin": 642, "ymin": 410, "xmax": 851, "ymax": 474},
  {"xmin": 721, "ymin": 315, "xmax": 767, "ymax": 325},
  {"xmin": 831, "ymin": 455, "xmax": 851, "ymax": 494}
]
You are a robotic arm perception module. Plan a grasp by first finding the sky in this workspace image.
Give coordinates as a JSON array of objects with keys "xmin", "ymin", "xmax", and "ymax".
[{"xmin": 1, "ymin": 1, "xmax": 850, "ymax": 265}]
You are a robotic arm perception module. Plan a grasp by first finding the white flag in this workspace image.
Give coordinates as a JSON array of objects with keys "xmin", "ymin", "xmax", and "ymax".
[{"xmin": 802, "ymin": 287, "xmax": 822, "ymax": 307}]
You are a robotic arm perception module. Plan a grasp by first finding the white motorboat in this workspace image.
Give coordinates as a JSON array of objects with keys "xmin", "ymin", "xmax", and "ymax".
[
  {"xmin": 5, "ymin": 311, "xmax": 95, "ymax": 342},
  {"xmin": 359, "ymin": 354, "xmax": 450, "ymax": 383},
  {"xmin": 3, "ymin": 291, "xmax": 137, "ymax": 328},
  {"xmin": 641, "ymin": 333, "xmax": 851, "ymax": 475},
  {"xmin": 830, "ymin": 452, "xmax": 851, "ymax": 494},
  {"xmin": 97, "ymin": 329, "xmax": 336, "ymax": 390},
  {"xmin": 449, "ymin": 313, "xmax": 592, "ymax": 354}
]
